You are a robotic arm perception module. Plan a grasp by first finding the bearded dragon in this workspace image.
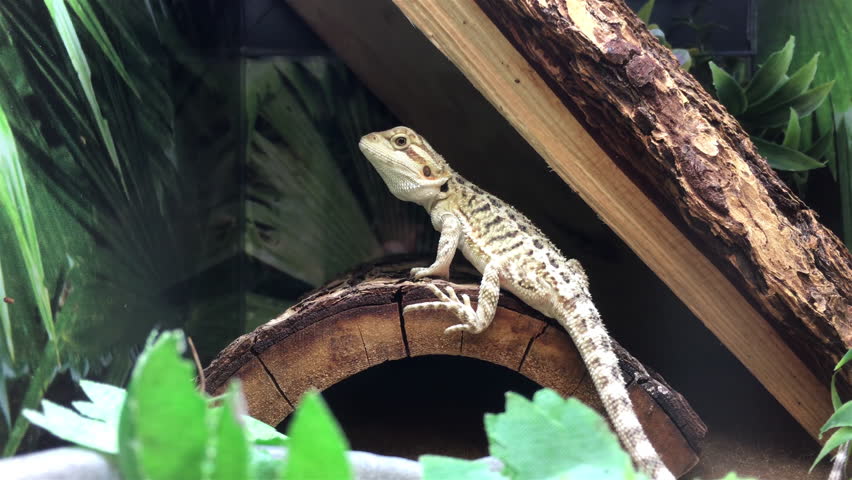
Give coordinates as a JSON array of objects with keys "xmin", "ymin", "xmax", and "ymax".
[{"xmin": 359, "ymin": 126, "xmax": 674, "ymax": 480}]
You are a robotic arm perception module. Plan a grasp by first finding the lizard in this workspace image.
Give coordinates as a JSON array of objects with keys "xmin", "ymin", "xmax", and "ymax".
[{"xmin": 359, "ymin": 126, "xmax": 674, "ymax": 480}]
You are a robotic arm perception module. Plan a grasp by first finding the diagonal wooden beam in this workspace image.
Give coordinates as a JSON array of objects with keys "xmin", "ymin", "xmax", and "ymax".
[{"xmin": 288, "ymin": 0, "xmax": 842, "ymax": 439}]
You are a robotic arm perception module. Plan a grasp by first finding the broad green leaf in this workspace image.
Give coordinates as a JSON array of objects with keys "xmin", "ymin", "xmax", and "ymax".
[
  {"xmin": 485, "ymin": 389, "xmax": 642, "ymax": 480},
  {"xmin": 832, "ymin": 374, "xmax": 842, "ymax": 410},
  {"xmin": 673, "ymin": 48, "xmax": 692, "ymax": 70},
  {"xmin": 718, "ymin": 474, "xmax": 757, "ymax": 480},
  {"xmin": 783, "ymin": 109, "xmax": 801, "ymax": 150},
  {"xmin": 821, "ymin": 401, "xmax": 852, "ymax": 433},
  {"xmin": 23, "ymin": 399, "xmax": 117, "ymax": 454},
  {"xmin": 812, "ymin": 426, "xmax": 852, "ymax": 470},
  {"xmin": 209, "ymin": 383, "xmax": 250, "ymax": 480},
  {"xmin": 637, "ymin": 0, "xmax": 655, "ymax": 24},
  {"xmin": 251, "ymin": 448, "xmax": 285, "ymax": 480},
  {"xmin": 118, "ymin": 331, "xmax": 208, "ymax": 480},
  {"xmin": 709, "ymin": 62, "xmax": 747, "ymax": 115},
  {"xmin": 806, "ymin": 127, "xmax": 834, "ymax": 160},
  {"xmin": 43, "ymin": 0, "xmax": 127, "ymax": 196},
  {"xmin": 421, "ymin": 455, "xmax": 507, "ymax": 480},
  {"xmin": 72, "ymin": 380, "xmax": 126, "ymax": 423},
  {"xmin": 282, "ymin": 391, "xmax": 352, "ymax": 480},
  {"xmin": 0, "ymin": 101, "xmax": 55, "ymax": 352},
  {"xmin": 752, "ymin": 136, "xmax": 826, "ymax": 171},
  {"xmin": 757, "ymin": 0, "xmax": 851, "ymax": 116},
  {"xmin": 649, "ymin": 27, "xmax": 666, "ymax": 44},
  {"xmin": 65, "ymin": 0, "xmax": 140, "ymax": 98},
  {"xmin": 745, "ymin": 36, "xmax": 795, "ymax": 105},
  {"xmin": 747, "ymin": 81, "xmax": 835, "ymax": 128},
  {"xmin": 835, "ymin": 349, "xmax": 852, "ymax": 371},
  {"xmin": 750, "ymin": 53, "xmax": 820, "ymax": 114},
  {"xmin": 244, "ymin": 414, "xmax": 288, "ymax": 447}
]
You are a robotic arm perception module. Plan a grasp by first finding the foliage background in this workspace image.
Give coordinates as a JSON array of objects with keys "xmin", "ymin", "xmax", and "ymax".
[{"xmin": 0, "ymin": 0, "xmax": 431, "ymax": 455}]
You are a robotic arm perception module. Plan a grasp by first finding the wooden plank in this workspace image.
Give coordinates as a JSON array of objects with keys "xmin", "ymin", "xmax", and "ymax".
[{"xmin": 286, "ymin": 0, "xmax": 833, "ymax": 438}]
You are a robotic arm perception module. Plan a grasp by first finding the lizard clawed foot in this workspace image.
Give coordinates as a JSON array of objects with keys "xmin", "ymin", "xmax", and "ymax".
[
  {"xmin": 403, "ymin": 284, "xmax": 485, "ymax": 334},
  {"xmin": 410, "ymin": 266, "xmax": 450, "ymax": 280}
]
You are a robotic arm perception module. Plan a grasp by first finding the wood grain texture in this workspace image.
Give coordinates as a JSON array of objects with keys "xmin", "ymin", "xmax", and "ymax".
[
  {"xmin": 376, "ymin": 0, "xmax": 838, "ymax": 439},
  {"xmin": 204, "ymin": 259, "xmax": 706, "ymax": 477}
]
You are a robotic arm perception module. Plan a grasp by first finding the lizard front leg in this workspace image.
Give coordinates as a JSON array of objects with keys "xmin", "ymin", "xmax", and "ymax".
[
  {"xmin": 406, "ymin": 261, "xmax": 502, "ymax": 335},
  {"xmin": 410, "ymin": 214, "xmax": 461, "ymax": 280}
]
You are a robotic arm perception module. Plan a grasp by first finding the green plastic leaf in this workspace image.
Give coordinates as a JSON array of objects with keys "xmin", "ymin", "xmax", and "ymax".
[
  {"xmin": 718, "ymin": 474, "xmax": 758, "ymax": 480},
  {"xmin": 806, "ymin": 127, "xmax": 834, "ymax": 160},
  {"xmin": 209, "ymin": 383, "xmax": 250, "ymax": 480},
  {"xmin": 750, "ymin": 53, "xmax": 820, "ymax": 114},
  {"xmin": 649, "ymin": 26, "xmax": 666, "ymax": 44},
  {"xmin": 835, "ymin": 349, "xmax": 852, "ymax": 371},
  {"xmin": 421, "ymin": 455, "xmax": 507, "ymax": 480},
  {"xmin": 673, "ymin": 48, "xmax": 692, "ymax": 70},
  {"xmin": 782, "ymin": 108, "xmax": 801, "ymax": 150},
  {"xmin": 745, "ymin": 36, "xmax": 795, "ymax": 105},
  {"xmin": 812, "ymin": 426, "xmax": 852, "ymax": 471},
  {"xmin": 118, "ymin": 331, "xmax": 208, "ymax": 480},
  {"xmin": 637, "ymin": 0, "xmax": 655, "ymax": 24},
  {"xmin": 709, "ymin": 62, "xmax": 747, "ymax": 115},
  {"xmin": 23, "ymin": 398, "xmax": 118, "ymax": 454},
  {"xmin": 832, "ymin": 374, "xmax": 842, "ymax": 411},
  {"xmin": 746, "ymin": 81, "xmax": 835, "ymax": 128},
  {"xmin": 753, "ymin": 136, "xmax": 826, "ymax": 171},
  {"xmin": 757, "ymin": 0, "xmax": 851, "ymax": 116},
  {"xmin": 73, "ymin": 380, "xmax": 126, "ymax": 423},
  {"xmin": 822, "ymin": 401, "xmax": 852, "ymax": 433},
  {"xmin": 485, "ymin": 389, "xmax": 642, "ymax": 480},
  {"xmin": 251, "ymin": 448, "xmax": 285, "ymax": 480},
  {"xmin": 283, "ymin": 391, "xmax": 352, "ymax": 480},
  {"xmin": 244, "ymin": 415, "xmax": 288, "ymax": 447}
]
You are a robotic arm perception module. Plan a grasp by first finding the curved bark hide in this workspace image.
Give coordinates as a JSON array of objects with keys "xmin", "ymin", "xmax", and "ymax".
[{"xmin": 204, "ymin": 260, "xmax": 706, "ymax": 477}]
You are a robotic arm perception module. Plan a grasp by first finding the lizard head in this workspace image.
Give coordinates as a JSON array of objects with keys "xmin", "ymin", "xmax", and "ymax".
[{"xmin": 359, "ymin": 126, "xmax": 451, "ymax": 207}]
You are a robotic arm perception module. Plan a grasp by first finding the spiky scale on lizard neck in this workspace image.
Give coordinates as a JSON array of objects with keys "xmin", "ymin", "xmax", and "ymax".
[{"xmin": 359, "ymin": 126, "xmax": 674, "ymax": 480}]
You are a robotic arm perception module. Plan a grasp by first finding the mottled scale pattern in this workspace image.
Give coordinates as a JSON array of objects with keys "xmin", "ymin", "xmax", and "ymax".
[{"xmin": 359, "ymin": 126, "xmax": 673, "ymax": 480}]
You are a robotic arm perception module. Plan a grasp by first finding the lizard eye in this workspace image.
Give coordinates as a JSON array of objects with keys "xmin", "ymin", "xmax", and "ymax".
[
  {"xmin": 392, "ymin": 135, "xmax": 409, "ymax": 148},
  {"xmin": 422, "ymin": 166, "xmax": 432, "ymax": 176}
]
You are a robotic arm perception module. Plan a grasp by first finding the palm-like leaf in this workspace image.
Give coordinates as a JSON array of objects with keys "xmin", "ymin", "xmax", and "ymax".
[
  {"xmin": 0, "ymin": 0, "xmax": 434, "ymax": 455},
  {"xmin": 0, "ymin": 0, "xmax": 186, "ymax": 454}
]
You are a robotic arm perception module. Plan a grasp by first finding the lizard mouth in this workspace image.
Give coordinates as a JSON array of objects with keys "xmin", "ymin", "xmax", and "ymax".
[{"xmin": 359, "ymin": 137, "xmax": 418, "ymax": 175}]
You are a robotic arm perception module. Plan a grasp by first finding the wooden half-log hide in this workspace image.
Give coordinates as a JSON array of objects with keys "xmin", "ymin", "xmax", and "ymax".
[{"xmin": 204, "ymin": 259, "xmax": 706, "ymax": 477}]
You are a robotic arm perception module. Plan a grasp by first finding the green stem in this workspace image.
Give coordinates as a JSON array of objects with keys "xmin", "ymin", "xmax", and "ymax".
[{"xmin": 2, "ymin": 344, "xmax": 58, "ymax": 456}]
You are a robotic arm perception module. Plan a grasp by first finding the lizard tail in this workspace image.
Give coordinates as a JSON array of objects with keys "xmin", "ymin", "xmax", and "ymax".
[
  {"xmin": 828, "ymin": 441, "xmax": 849, "ymax": 480},
  {"xmin": 555, "ymin": 293, "xmax": 674, "ymax": 480}
]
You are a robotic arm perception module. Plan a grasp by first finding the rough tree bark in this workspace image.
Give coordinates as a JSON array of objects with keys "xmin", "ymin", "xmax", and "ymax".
[{"xmin": 474, "ymin": 0, "xmax": 852, "ymax": 390}]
